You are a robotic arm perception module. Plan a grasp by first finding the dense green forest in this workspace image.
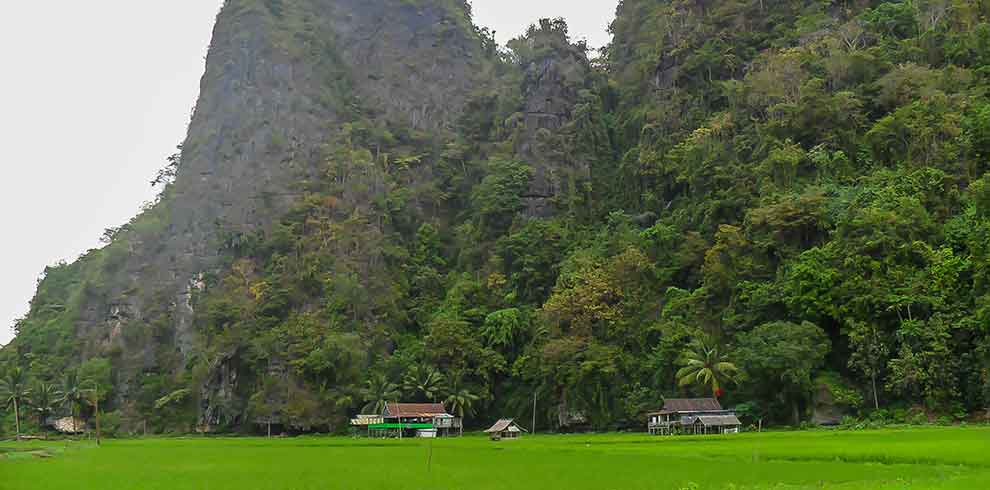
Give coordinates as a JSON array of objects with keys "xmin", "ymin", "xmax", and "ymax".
[{"xmin": 4, "ymin": 0, "xmax": 990, "ymax": 436}]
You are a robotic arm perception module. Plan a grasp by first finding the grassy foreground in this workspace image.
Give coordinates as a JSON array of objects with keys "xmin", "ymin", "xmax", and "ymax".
[{"xmin": 1, "ymin": 427, "xmax": 988, "ymax": 489}]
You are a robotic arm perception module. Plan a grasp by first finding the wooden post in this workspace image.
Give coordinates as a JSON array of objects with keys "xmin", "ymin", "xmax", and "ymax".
[{"xmin": 427, "ymin": 439, "xmax": 433, "ymax": 473}]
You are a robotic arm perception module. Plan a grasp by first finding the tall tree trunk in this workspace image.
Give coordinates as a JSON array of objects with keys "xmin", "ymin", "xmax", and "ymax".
[
  {"xmin": 792, "ymin": 399, "xmax": 800, "ymax": 426},
  {"xmin": 557, "ymin": 389, "xmax": 569, "ymax": 430},
  {"xmin": 13, "ymin": 398, "xmax": 21, "ymax": 441},
  {"xmin": 872, "ymin": 374, "xmax": 880, "ymax": 410},
  {"xmin": 94, "ymin": 397, "xmax": 101, "ymax": 446},
  {"xmin": 532, "ymin": 390, "xmax": 537, "ymax": 435}
]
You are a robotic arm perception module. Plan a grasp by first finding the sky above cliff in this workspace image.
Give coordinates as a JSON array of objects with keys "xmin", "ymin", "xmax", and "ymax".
[{"xmin": 0, "ymin": 0, "xmax": 619, "ymax": 346}]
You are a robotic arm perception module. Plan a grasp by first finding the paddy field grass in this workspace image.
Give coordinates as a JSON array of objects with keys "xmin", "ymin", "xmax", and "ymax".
[{"xmin": 1, "ymin": 426, "xmax": 988, "ymax": 489}]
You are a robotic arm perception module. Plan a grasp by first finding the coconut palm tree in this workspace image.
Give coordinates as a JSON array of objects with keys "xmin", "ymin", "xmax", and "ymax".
[
  {"xmin": 360, "ymin": 373, "xmax": 400, "ymax": 415},
  {"xmin": 56, "ymin": 372, "xmax": 85, "ymax": 434},
  {"xmin": 676, "ymin": 340, "xmax": 739, "ymax": 400},
  {"xmin": 31, "ymin": 382, "xmax": 61, "ymax": 435},
  {"xmin": 0, "ymin": 367, "xmax": 31, "ymax": 440},
  {"xmin": 444, "ymin": 373, "xmax": 480, "ymax": 419},
  {"xmin": 403, "ymin": 366, "xmax": 445, "ymax": 402},
  {"xmin": 82, "ymin": 381, "xmax": 105, "ymax": 446}
]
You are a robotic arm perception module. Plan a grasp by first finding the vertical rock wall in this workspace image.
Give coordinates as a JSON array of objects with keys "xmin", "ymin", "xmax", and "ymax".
[{"xmin": 71, "ymin": 0, "xmax": 484, "ymax": 414}]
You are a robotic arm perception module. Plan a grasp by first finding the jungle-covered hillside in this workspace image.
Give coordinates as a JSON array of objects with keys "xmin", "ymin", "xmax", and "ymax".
[{"xmin": 3, "ymin": 0, "xmax": 990, "ymax": 435}]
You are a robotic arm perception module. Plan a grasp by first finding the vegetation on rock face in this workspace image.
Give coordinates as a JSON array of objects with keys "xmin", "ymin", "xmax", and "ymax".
[{"xmin": 6, "ymin": 0, "xmax": 990, "ymax": 435}]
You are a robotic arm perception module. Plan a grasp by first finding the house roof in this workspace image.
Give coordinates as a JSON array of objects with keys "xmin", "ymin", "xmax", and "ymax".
[
  {"xmin": 662, "ymin": 398, "xmax": 723, "ymax": 413},
  {"xmin": 350, "ymin": 415, "xmax": 384, "ymax": 426},
  {"xmin": 694, "ymin": 415, "xmax": 742, "ymax": 426},
  {"xmin": 51, "ymin": 416, "xmax": 86, "ymax": 434},
  {"xmin": 484, "ymin": 419, "xmax": 528, "ymax": 433},
  {"xmin": 384, "ymin": 402, "xmax": 449, "ymax": 418}
]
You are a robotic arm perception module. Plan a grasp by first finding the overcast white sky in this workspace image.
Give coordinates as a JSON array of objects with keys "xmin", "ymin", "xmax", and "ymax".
[{"xmin": 0, "ymin": 0, "xmax": 619, "ymax": 346}]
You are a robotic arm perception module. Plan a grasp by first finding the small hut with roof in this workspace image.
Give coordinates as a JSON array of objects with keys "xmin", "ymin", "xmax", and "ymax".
[{"xmin": 484, "ymin": 419, "xmax": 527, "ymax": 440}]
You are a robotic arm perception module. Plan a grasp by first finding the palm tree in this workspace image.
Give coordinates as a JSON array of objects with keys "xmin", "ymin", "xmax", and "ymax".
[
  {"xmin": 83, "ymin": 381, "xmax": 105, "ymax": 446},
  {"xmin": 676, "ymin": 340, "xmax": 739, "ymax": 400},
  {"xmin": 403, "ymin": 366, "xmax": 445, "ymax": 402},
  {"xmin": 56, "ymin": 372, "xmax": 85, "ymax": 434},
  {"xmin": 0, "ymin": 367, "xmax": 31, "ymax": 440},
  {"xmin": 360, "ymin": 373, "xmax": 400, "ymax": 415},
  {"xmin": 31, "ymin": 382, "xmax": 61, "ymax": 435},
  {"xmin": 444, "ymin": 373, "xmax": 480, "ymax": 419}
]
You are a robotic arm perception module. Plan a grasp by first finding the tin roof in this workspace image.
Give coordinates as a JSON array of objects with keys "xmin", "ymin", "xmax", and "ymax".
[
  {"xmin": 663, "ymin": 398, "xmax": 723, "ymax": 412},
  {"xmin": 52, "ymin": 416, "xmax": 86, "ymax": 434},
  {"xmin": 384, "ymin": 402, "xmax": 449, "ymax": 418},
  {"xmin": 694, "ymin": 415, "xmax": 742, "ymax": 426},
  {"xmin": 484, "ymin": 419, "xmax": 528, "ymax": 433}
]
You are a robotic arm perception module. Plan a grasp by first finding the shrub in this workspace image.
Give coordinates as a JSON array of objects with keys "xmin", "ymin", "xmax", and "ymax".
[{"xmin": 100, "ymin": 411, "xmax": 124, "ymax": 437}]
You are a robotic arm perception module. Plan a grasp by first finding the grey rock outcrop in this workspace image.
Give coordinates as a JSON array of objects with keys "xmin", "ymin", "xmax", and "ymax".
[
  {"xmin": 69, "ymin": 0, "xmax": 484, "ymax": 424},
  {"xmin": 511, "ymin": 19, "xmax": 595, "ymax": 218}
]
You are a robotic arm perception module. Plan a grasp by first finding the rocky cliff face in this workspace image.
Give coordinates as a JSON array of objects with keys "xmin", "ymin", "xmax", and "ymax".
[
  {"xmin": 165, "ymin": 0, "xmax": 484, "ymax": 350},
  {"xmin": 512, "ymin": 19, "xmax": 595, "ymax": 218},
  {"xmin": 30, "ymin": 0, "xmax": 485, "ymax": 420}
]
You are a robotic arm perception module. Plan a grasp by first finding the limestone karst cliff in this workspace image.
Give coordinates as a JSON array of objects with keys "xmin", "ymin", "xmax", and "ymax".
[{"xmin": 7, "ymin": 0, "xmax": 990, "ymax": 433}]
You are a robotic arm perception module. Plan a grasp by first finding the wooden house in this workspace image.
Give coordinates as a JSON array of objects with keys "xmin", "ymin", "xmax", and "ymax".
[
  {"xmin": 647, "ymin": 398, "xmax": 742, "ymax": 435},
  {"xmin": 484, "ymin": 419, "xmax": 527, "ymax": 440},
  {"xmin": 357, "ymin": 402, "xmax": 463, "ymax": 438}
]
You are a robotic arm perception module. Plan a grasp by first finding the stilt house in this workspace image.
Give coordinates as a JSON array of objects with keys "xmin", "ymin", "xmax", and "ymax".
[
  {"xmin": 356, "ymin": 402, "xmax": 462, "ymax": 438},
  {"xmin": 647, "ymin": 398, "xmax": 742, "ymax": 435}
]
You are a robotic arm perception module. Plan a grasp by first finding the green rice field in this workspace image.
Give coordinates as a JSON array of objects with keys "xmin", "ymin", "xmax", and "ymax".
[{"xmin": 2, "ymin": 427, "xmax": 988, "ymax": 489}]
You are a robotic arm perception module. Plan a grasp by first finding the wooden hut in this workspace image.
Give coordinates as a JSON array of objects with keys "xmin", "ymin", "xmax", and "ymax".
[{"xmin": 484, "ymin": 419, "xmax": 527, "ymax": 440}]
